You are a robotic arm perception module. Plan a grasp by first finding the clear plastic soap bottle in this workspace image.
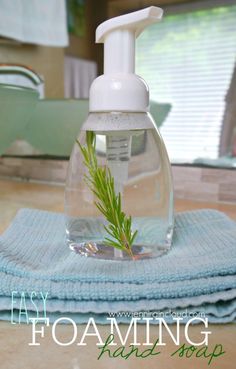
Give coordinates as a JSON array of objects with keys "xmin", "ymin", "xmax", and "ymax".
[{"xmin": 65, "ymin": 7, "xmax": 174, "ymax": 260}]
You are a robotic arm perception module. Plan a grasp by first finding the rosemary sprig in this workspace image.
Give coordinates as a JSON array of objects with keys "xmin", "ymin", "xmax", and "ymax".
[{"xmin": 77, "ymin": 131, "xmax": 138, "ymax": 258}]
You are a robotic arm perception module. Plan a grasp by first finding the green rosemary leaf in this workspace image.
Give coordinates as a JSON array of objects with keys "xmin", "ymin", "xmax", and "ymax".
[
  {"xmin": 130, "ymin": 230, "xmax": 138, "ymax": 245},
  {"xmin": 77, "ymin": 131, "xmax": 137, "ymax": 257},
  {"xmin": 103, "ymin": 226, "xmax": 116, "ymax": 238},
  {"xmin": 95, "ymin": 202, "xmax": 107, "ymax": 217},
  {"xmin": 104, "ymin": 238, "xmax": 123, "ymax": 250}
]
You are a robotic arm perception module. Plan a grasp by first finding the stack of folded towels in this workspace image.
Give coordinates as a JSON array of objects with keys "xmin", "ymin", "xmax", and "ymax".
[{"xmin": 0, "ymin": 208, "xmax": 235, "ymax": 324}]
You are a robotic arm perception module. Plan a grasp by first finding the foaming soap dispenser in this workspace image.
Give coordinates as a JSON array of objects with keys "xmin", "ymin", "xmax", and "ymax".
[{"xmin": 65, "ymin": 7, "xmax": 174, "ymax": 260}]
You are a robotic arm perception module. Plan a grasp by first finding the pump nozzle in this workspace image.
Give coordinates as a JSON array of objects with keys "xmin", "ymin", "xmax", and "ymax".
[
  {"xmin": 96, "ymin": 6, "xmax": 163, "ymax": 42},
  {"xmin": 89, "ymin": 7, "xmax": 163, "ymax": 112}
]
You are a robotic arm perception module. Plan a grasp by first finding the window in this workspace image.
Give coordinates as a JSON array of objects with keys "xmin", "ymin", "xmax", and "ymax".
[{"xmin": 136, "ymin": 1, "xmax": 236, "ymax": 163}]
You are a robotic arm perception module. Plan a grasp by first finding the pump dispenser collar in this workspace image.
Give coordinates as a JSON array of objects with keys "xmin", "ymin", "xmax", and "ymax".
[{"xmin": 89, "ymin": 7, "xmax": 163, "ymax": 113}]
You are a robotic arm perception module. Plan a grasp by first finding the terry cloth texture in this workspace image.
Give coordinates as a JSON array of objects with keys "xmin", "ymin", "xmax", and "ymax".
[{"xmin": 0, "ymin": 208, "xmax": 235, "ymax": 324}]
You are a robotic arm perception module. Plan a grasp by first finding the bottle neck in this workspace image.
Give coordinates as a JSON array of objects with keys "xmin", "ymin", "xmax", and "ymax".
[{"xmin": 104, "ymin": 30, "xmax": 135, "ymax": 74}]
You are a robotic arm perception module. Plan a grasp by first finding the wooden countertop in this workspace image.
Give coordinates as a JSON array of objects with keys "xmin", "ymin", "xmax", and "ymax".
[
  {"xmin": 0, "ymin": 178, "xmax": 236, "ymax": 369},
  {"xmin": 1, "ymin": 178, "xmax": 236, "ymax": 233}
]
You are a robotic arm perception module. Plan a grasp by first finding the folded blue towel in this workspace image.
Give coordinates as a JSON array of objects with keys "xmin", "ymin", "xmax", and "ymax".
[{"xmin": 0, "ymin": 208, "xmax": 235, "ymax": 323}]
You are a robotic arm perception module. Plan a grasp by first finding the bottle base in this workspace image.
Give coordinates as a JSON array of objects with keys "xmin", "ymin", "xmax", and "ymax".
[
  {"xmin": 66, "ymin": 217, "xmax": 174, "ymax": 260},
  {"xmin": 68, "ymin": 226, "xmax": 173, "ymax": 260}
]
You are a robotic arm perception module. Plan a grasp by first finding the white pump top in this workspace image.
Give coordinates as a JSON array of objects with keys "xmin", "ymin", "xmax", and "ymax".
[{"xmin": 89, "ymin": 6, "xmax": 163, "ymax": 112}]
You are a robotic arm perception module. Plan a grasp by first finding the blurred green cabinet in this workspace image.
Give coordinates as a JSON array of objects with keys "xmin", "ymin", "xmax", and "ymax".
[
  {"xmin": 24, "ymin": 99, "xmax": 89, "ymax": 156},
  {"xmin": 0, "ymin": 84, "xmax": 38, "ymax": 155}
]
